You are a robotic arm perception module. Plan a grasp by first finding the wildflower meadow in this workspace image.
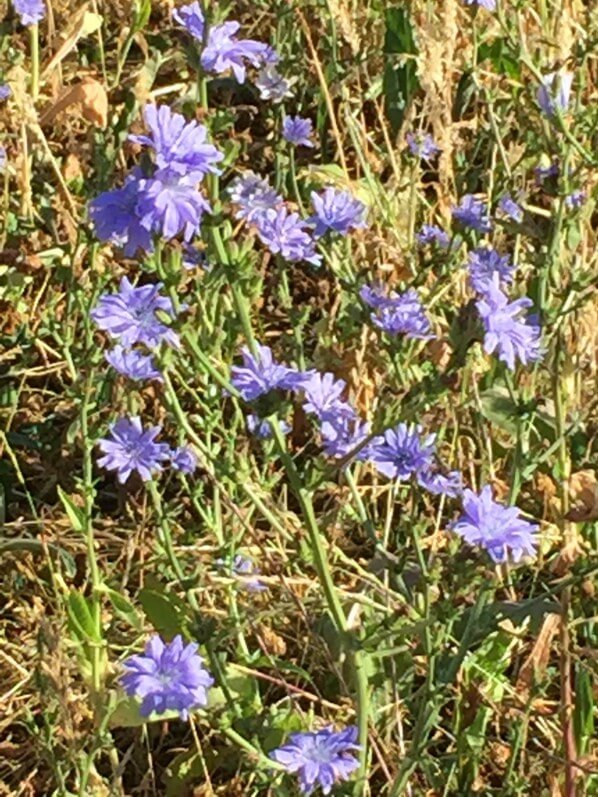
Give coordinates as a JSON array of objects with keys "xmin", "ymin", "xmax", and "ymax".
[{"xmin": 0, "ymin": 0, "xmax": 597, "ymax": 794}]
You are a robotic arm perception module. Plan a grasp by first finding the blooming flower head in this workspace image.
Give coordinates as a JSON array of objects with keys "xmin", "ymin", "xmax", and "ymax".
[
  {"xmin": 418, "ymin": 468, "xmax": 462, "ymax": 498},
  {"xmin": 467, "ymin": 247, "xmax": 514, "ymax": 294},
  {"xmin": 452, "ymin": 194, "xmax": 492, "ymax": 233},
  {"xmin": 121, "ymin": 634, "xmax": 213, "ymax": 720},
  {"xmin": 172, "ymin": 1, "xmax": 205, "ymax": 39},
  {"xmin": 246, "ymin": 414, "xmax": 291, "ymax": 438},
  {"xmin": 451, "ymin": 485, "xmax": 539, "ymax": 563},
  {"xmin": 537, "ymin": 70, "xmax": 573, "ymax": 117},
  {"xmin": 361, "ymin": 285, "xmax": 434, "ymax": 340},
  {"xmin": 105, "ymin": 346, "xmax": 162, "ymax": 382},
  {"xmin": 270, "ymin": 725, "xmax": 360, "ymax": 796},
  {"xmin": 476, "ymin": 274, "xmax": 542, "ymax": 370},
  {"xmin": 201, "ymin": 21, "xmax": 267, "ymax": 83},
  {"xmin": 89, "ymin": 172, "xmax": 153, "ymax": 257},
  {"xmin": 283, "ymin": 116, "xmax": 315, "ymax": 148},
  {"xmin": 406, "ymin": 132, "xmax": 440, "ymax": 161},
  {"xmin": 13, "ymin": 0, "xmax": 46, "ymax": 25},
  {"xmin": 321, "ymin": 415, "xmax": 371, "ymax": 460},
  {"xmin": 301, "ymin": 372, "xmax": 355, "ymax": 421},
  {"xmin": 136, "ymin": 172, "xmax": 211, "ymax": 241},
  {"xmin": 0, "ymin": 84, "xmax": 11, "ymax": 101},
  {"xmin": 129, "ymin": 104, "xmax": 223, "ymax": 180},
  {"xmin": 256, "ymin": 66, "xmax": 293, "ymax": 102},
  {"xmin": 461, "ymin": 0, "xmax": 496, "ymax": 9},
  {"xmin": 229, "ymin": 172, "xmax": 283, "ymax": 222},
  {"xmin": 368, "ymin": 423, "xmax": 437, "ymax": 481},
  {"xmin": 565, "ymin": 190, "xmax": 586, "ymax": 209},
  {"xmin": 231, "ymin": 344, "xmax": 304, "ymax": 401},
  {"xmin": 171, "ymin": 445, "xmax": 198, "ymax": 475},
  {"xmin": 498, "ymin": 194, "xmax": 523, "ymax": 223},
  {"xmin": 416, "ymin": 224, "xmax": 450, "ymax": 249},
  {"xmin": 91, "ymin": 277, "xmax": 179, "ymax": 349},
  {"xmin": 309, "ymin": 187, "xmax": 367, "ymax": 237},
  {"xmin": 255, "ymin": 207, "xmax": 321, "ymax": 266},
  {"xmin": 97, "ymin": 417, "xmax": 170, "ymax": 484}
]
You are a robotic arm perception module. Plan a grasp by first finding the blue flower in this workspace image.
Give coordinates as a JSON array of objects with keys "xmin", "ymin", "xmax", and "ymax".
[
  {"xmin": 416, "ymin": 224, "xmax": 450, "ymax": 249},
  {"xmin": 283, "ymin": 115, "xmax": 315, "ymax": 148},
  {"xmin": 462, "ymin": 0, "xmax": 496, "ymax": 9},
  {"xmin": 534, "ymin": 161, "xmax": 559, "ymax": 186},
  {"xmin": 255, "ymin": 66, "xmax": 293, "ymax": 102},
  {"xmin": 88, "ymin": 171, "xmax": 153, "ymax": 257},
  {"xmin": 309, "ymin": 187, "xmax": 367, "ymax": 237},
  {"xmin": 497, "ymin": 194, "xmax": 523, "ymax": 223},
  {"xmin": 406, "ymin": 132, "xmax": 440, "ymax": 161},
  {"xmin": 255, "ymin": 207, "xmax": 321, "ymax": 266},
  {"xmin": 476, "ymin": 274, "xmax": 542, "ymax": 370},
  {"xmin": 172, "ymin": 1, "xmax": 205, "ymax": 39},
  {"xmin": 91, "ymin": 277, "xmax": 179, "ymax": 349},
  {"xmin": 121, "ymin": 634, "xmax": 213, "ymax": 720},
  {"xmin": 367, "ymin": 423, "xmax": 437, "ymax": 481},
  {"xmin": 201, "ymin": 21, "xmax": 268, "ymax": 83},
  {"xmin": 129, "ymin": 104, "xmax": 223, "ymax": 180},
  {"xmin": 229, "ymin": 172, "xmax": 283, "ymax": 222},
  {"xmin": 565, "ymin": 190, "xmax": 585, "ymax": 209},
  {"xmin": 467, "ymin": 247, "xmax": 514, "ymax": 294},
  {"xmin": 270, "ymin": 725, "xmax": 360, "ymax": 796},
  {"xmin": 360, "ymin": 285, "xmax": 434, "ymax": 340},
  {"xmin": 452, "ymin": 194, "xmax": 492, "ymax": 233},
  {"xmin": 170, "ymin": 446, "xmax": 198, "ymax": 475},
  {"xmin": 13, "ymin": 0, "xmax": 46, "ymax": 25},
  {"xmin": 97, "ymin": 417, "xmax": 170, "ymax": 483},
  {"xmin": 451, "ymin": 486, "xmax": 539, "ymax": 563},
  {"xmin": 301, "ymin": 372, "xmax": 355, "ymax": 421},
  {"xmin": 418, "ymin": 469, "xmax": 462, "ymax": 498},
  {"xmin": 0, "ymin": 84, "xmax": 11, "ymax": 101},
  {"xmin": 0, "ymin": 146, "xmax": 6, "ymax": 171},
  {"xmin": 105, "ymin": 346, "xmax": 162, "ymax": 382},
  {"xmin": 246, "ymin": 414, "xmax": 291, "ymax": 438},
  {"xmin": 230, "ymin": 554, "xmax": 267, "ymax": 592},
  {"xmin": 537, "ymin": 71, "xmax": 573, "ymax": 117},
  {"xmin": 321, "ymin": 415, "xmax": 371, "ymax": 460},
  {"xmin": 231, "ymin": 344, "xmax": 304, "ymax": 401},
  {"xmin": 137, "ymin": 172, "xmax": 211, "ymax": 241}
]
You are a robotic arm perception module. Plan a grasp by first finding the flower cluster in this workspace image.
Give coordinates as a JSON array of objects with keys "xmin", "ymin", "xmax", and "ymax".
[
  {"xmin": 467, "ymin": 247, "xmax": 514, "ymax": 294},
  {"xmin": 360, "ymin": 284, "xmax": 434, "ymax": 340}
]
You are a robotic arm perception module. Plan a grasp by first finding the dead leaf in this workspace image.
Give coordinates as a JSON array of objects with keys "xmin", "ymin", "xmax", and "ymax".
[
  {"xmin": 566, "ymin": 470, "xmax": 598, "ymax": 522},
  {"xmin": 516, "ymin": 613, "xmax": 560, "ymax": 697},
  {"xmin": 42, "ymin": 6, "xmax": 103, "ymax": 78},
  {"xmin": 39, "ymin": 78, "xmax": 108, "ymax": 128}
]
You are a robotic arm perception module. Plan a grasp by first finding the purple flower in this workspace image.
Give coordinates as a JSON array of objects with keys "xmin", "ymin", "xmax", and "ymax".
[
  {"xmin": 537, "ymin": 71, "xmax": 573, "ymax": 117},
  {"xmin": 270, "ymin": 725, "xmax": 360, "ymax": 796},
  {"xmin": 121, "ymin": 635, "xmax": 213, "ymax": 720},
  {"xmin": 89, "ymin": 172, "xmax": 153, "ymax": 257},
  {"xmin": 534, "ymin": 162, "xmax": 559, "ymax": 185},
  {"xmin": 361, "ymin": 285, "xmax": 434, "ymax": 340},
  {"xmin": 97, "ymin": 417, "xmax": 170, "ymax": 484},
  {"xmin": 13, "ymin": 0, "xmax": 46, "ymax": 25},
  {"xmin": 255, "ymin": 207, "xmax": 321, "ymax": 266},
  {"xmin": 321, "ymin": 416, "xmax": 371, "ymax": 460},
  {"xmin": 451, "ymin": 486, "xmax": 539, "ymax": 563},
  {"xmin": 255, "ymin": 66, "xmax": 293, "ymax": 102},
  {"xmin": 182, "ymin": 244, "xmax": 209, "ymax": 270},
  {"xmin": 229, "ymin": 172, "xmax": 283, "ymax": 222},
  {"xmin": 91, "ymin": 277, "xmax": 179, "ymax": 349},
  {"xmin": 416, "ymin": 224, "xmax": 450, "ymax": 248},
  {"xmin": 171, "ymin": 445, "xmax": 198, "ymax": 475},
  {"xmin": 247, "ymin": 414, "xmax": 291, "ymax": 438},
  {"xmin": 231, "ymin": 344, "xmax": 304, "ymax": 401},
  {"xmin": 201, "ymin": 21, "xmax": 267, "ymax": 83},
  {"xmin": 172, "ymin": 1, "xmax": 205, "ymax": 39},
  {"xmin": 452, "ymin": 194, "xmax": 492, "ymax": 233},
  {"xmin": 105, "ymin": 346, "xmax": 162, "ymax": 382},
  {"xmin": 476, "ymin": 274, "xmax": 542, "ymax": 370},
  {"xmin": 283, "ymin": 116, "xmax": 315, "ymax": 148},
  {"xmin": 0, "ymin": 84, "xmax": 11, "ymax": 101},
  {"xmin": 498, "ymin": 194, "xmax": 523, "ymax": 223},
  {"xmin": 467, "ymin": 247, "xmax": 514, "ymax": 294},
  {"xmin": 301, "ymin": 372, "xmax": 355, "ymax": 421},
  {"xmin": 418, "ymin": 469, "xmax": 462, "ymax": 498},
  {"xmin": 565, "ymin": 190, "xmax": 585, "ymax": 209},
  {"xmin": 137, "ymin": 172, "xmax": 211, "ymax": 241},
  {"xmin": 406, "ymin": 132, "xmax": 440, "ymax": 161},
  {"xmin": 461, "ymin": 0, "xmax": 496, "ymax": 9},
  {"xmin": 130, "ymin": 104, "xmax": 223, "ymax": 180},
  {"xmin": 309, "ymin": 187, "xmax": 367, "ymax": 237},
  {"xmin": 367, "ymin": 423, "xmax": 436, "ymax": 481},
  {"xmin": 231, "ymin": 554, "xmax": 267, "ymax": 592}
]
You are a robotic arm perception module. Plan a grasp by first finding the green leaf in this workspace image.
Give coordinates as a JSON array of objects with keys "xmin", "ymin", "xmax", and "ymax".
[
  {"xmin": 108, "ymin": 695, "xmax": 181, "ymax": 728},
  {"xmin": 573, "ymin": 666, "xmax": 594, "ymax": 755},
  {"xmin": 101, "ymin": 586, "xmax": 143, "ymax": 630},
  {"xmin": 67, "ymin": 590, "xmax": 100, "ymax": 643},
  {"xmin": 0, "ymin": 537, "xmax": 77, "ymax": 578},
  {"xmin": 56, "ymin": 485, "xmax": 87, "ymax": 533},
  {"xmin": 382, "ymin": 6, "xmax": 419, "ymax": 135},
  {"xmin": 138, "ymin": 588, "xmax": 182, "ymax": 637},
  {"xmin": 479, "ymin": 386, "xmax": 519, "ymax": 436}
]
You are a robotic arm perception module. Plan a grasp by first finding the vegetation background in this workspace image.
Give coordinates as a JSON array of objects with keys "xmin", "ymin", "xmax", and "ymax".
[{"xmin": 0, "ymin": 0, "xmax": 596, "ymax": 795}]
